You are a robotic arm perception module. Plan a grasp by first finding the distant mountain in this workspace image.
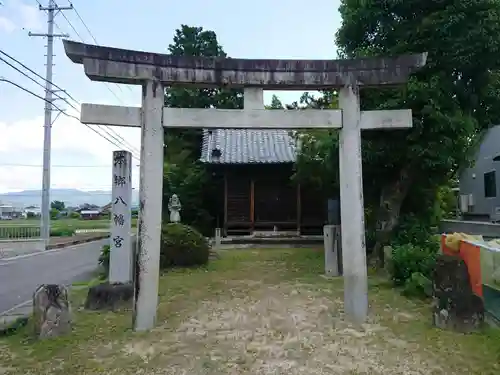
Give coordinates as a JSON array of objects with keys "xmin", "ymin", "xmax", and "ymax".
[{"xmin": 0, "ymin": 188, "xmax": 140, "ymax": 208}]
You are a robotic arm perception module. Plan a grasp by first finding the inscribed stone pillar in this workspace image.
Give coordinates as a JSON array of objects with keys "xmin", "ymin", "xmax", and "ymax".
[
  {"xmin": 338, "ymin": 81, "xmax": 369, "ymax": 324},
  {"xmin": 109, "ymin": 150, "xmax": 133, "ymax": 284},
  {"xmin": 133, "ymin": 79, "xmax": 164, "ymax": 332}
]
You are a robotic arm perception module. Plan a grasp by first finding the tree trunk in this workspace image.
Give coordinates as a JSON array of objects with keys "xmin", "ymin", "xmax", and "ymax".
[{"xmin": 371, "ymin": 165, "xmax": 416, "ymax": 268}]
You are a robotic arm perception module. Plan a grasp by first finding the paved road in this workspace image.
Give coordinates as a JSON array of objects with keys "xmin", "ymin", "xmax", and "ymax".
[{"xmin": 0, "ymin": 239, "xmax": 107, "ymax": 314}]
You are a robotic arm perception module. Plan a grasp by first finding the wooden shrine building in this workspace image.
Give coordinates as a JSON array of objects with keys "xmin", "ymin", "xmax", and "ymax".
[{"xmin": 200, "ymin": 129, "xmax": 326, "ymax": 235}]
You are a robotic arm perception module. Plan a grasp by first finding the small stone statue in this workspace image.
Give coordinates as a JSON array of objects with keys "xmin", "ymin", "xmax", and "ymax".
[{"xmin": 168, "ymin": 194, "xmax": 182, "ymax": 223}]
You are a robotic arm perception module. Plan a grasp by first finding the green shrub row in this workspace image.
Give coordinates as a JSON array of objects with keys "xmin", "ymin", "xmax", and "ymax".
[{"xmin": 99, "ymin": 223, "xmax": 209, "ymax": 276}]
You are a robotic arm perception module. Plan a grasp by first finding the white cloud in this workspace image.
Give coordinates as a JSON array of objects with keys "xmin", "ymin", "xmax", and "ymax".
[
  {"xmin": 17, "ymin": 3, "xmax": 42, "ymax": 31},
  {"xmin": 0, "ymin": 108, "xmax": 141, "ymax": 193},
  {"xmin": 0, "ymin": 1, "xmax": 43, "ymax": 33},
  {"xmin": 0, "ymin": 16, "xmax": 15, "ymax": 33}
]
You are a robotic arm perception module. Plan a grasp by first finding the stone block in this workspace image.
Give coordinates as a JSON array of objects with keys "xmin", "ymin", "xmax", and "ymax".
[
  {"xmin": 84, "ymin": 282, "xmax": 134, "ymax": 311},
  {"xmin": 33, "ymin": 284, "xmax": 72, "ymax": 339},
  {"xmin": 432, "ymin": 254, "xmax": 484, "ymax": 333}
]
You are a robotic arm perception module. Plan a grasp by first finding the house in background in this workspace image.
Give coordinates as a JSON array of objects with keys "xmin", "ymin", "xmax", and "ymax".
[
  {"xmin": 459, "ymin": 125, "xmax": 500, "ymax": 221},
  {"xmin": 200, "ymin": 129, "xmax": 327, "ymax": 236},
  {"xmin": 0, "ymin": 204, "xmax": 24, "ymax": 219},
  {"xmin": 24, "ymin": 205, "xmax": 41, "ymax": 217},
  {"xmin": 79, "ymin": 210, "xmax": 102, "ymax": 220}
]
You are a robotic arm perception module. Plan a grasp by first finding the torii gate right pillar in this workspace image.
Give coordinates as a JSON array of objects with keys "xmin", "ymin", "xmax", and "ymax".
[{"xmin": 338, "ymin": 80, "xmax": 367, "ymax": 321}]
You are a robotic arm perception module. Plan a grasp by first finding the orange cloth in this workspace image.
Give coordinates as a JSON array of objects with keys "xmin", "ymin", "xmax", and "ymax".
[{"xmin": 441, "ymin": 234, "xmax": 483, "ymax": 297}]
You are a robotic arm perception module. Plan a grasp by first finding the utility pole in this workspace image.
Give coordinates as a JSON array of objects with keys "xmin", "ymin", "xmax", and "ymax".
[{"xmin": 29, "ymin": 0, "xmax": 72, "ymax": 249}]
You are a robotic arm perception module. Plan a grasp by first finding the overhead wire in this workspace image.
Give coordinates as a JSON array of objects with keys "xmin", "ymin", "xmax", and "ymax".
[
  {"xmin": 0, "ymin": 73, "xmax": 138, "ymax": 157},
  {"xmin": 60, "ymin": 1, "xmax": 141, "ymax": 154},
  {"xmin": 70, "ymin": 2, "xmax": 135, "ymax": 96},
  {"xmin": 28, "ymin": 0, "xmax": 141, "ymax": 157}
]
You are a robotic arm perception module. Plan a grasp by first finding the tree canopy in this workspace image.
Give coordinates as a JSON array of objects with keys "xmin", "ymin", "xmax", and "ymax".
[
  {"xmin": 164, "ymin": 25, "xmax": 243, "ymax": 159},
  {"xmin": 294, "ymin": 0, "xmax": 500, "ymax": 264},
  {"xmin": 50, "ymin": 200, "xmax": 65, "ymax": 211}
]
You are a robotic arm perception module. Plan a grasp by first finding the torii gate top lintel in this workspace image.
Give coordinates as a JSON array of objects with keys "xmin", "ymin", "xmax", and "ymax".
[{"xmin": 62, "ymin": 39, "xmax": 427, "ymax": 89}]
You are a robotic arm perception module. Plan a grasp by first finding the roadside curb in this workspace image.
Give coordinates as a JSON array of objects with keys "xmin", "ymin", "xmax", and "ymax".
[{"xmin": 46, "ymin": 234, "xmax": 110, "ymax": 250}]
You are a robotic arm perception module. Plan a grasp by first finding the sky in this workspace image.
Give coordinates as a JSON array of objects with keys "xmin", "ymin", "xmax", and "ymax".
[{"xmin": 0, "ymin": 0, "xmax": 341, "ymax": 199}]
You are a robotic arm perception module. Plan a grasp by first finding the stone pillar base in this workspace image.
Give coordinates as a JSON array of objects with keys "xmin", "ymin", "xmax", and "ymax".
[{"xmin": 84, "ymin": 282, "xmax": 134, "ymax": 311}]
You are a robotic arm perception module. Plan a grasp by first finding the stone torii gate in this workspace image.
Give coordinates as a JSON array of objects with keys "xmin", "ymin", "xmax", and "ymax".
[{"xmin": 62, "ymin": 39, "xmax": 427, "ymax": 331}]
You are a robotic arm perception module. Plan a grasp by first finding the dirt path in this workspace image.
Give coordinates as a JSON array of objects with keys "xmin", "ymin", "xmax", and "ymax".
[{"xmin": 115, "ymin": 281, "xmax": 441, "ymax": 375}]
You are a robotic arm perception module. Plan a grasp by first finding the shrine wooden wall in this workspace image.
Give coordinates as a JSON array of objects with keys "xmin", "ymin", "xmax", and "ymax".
[{"xmin": 215, "ymin": 164, "xmax": 327, "ymax": 235}]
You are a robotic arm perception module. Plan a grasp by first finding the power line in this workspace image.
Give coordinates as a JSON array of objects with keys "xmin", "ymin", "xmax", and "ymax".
[
  {"xmin": 28, "ymin": 0, "xmax": 140, "ymax": 156},
  {"xmin": 0, "ymin": 78, "xmax": 66, "ymax": 112},
  {"xmin": 55, "ymin": 1, "xmax": 139, "ymax": 154},
  {"xmin": 69, "ymin": 2, "xmax": 134, "ymax": 96},
  {"xmin": 0, "ymin": 75, "xmax": 139, "ymax": 157},
  {"xmin": 0, "ymin": 56, "xmax": 70, "ymax": 105},
  {"xmin": 0, "ymin": 49, "xmax": 78, "ymax": 103},
  {"xmin": 0, "ymin": 50, "xmax": 140, "ymax": 158}
]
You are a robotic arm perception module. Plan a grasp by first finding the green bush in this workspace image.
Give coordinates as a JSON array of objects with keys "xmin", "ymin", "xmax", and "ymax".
[
  {"xmin": 97, "ymin": 224, "xmax": 209, "ymax": 275},
  {"xmin": 99, "ymin": 244, "xmax": 110, "ymax": 275},
  {"xmin": 160, "ymin": 223, "xmax": 209, "ymax": 268},
  {"xmin": 389, "ymin": 243, "xmax": 438, "ymax": 287},
  {"xmin": 50, "ymin": 227, "xmax": 75, "ymax": 237},
  {"xmin": 402, "ymin": 272, "xmax": 433, "ymax": 298}
]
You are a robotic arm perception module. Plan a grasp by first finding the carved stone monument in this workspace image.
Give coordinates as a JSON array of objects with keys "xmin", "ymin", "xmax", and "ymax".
[
  {"xmin": 63, "ymin": 38, "xmax": 427, "ymax": 330},
  {"xmin": 33, "ymin": 284, "xmax": 71, "ymax": 339},
  {"xmin": 168, "ymin": 194, "xmax": 181, "ymax": 223},
  {"xmin": 109, "ymin": 150, "xmax": 133, "ymax": 284},
  {"xmin": 432, "ymin": 254, "xmax": 485, "ymax": 333}
]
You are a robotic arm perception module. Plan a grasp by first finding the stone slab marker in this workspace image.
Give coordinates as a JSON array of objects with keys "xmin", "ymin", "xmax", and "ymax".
[
  {"xmin": 215, "ymin": 228, "xmax": 222, "ymax": 249},
  {"xmin": 63, "ymin": 38, "xmax": 427, "ymax": 328},
  {"xmin": 33, "ymin": 284, "xmax": 71, "ymax": 339},
  {"xmin": 324, "ymin": 225, "xmax": 342, "ymax": 277},
  {"xmin": 109, "ymin": 150, "xmax": 133, "ymax": 283}
]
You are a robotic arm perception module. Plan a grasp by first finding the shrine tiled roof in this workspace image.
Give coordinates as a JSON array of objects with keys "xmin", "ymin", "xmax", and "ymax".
[{"xmin": 200, "ymin": 129, "xmax": 297, "ymax": 164}]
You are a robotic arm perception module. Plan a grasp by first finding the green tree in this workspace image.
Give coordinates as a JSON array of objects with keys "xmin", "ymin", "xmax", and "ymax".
[
  {"xmin": 162, "ymin": 25, "xmax": 241, "ymax": 234},
  {"xmin": 50, "ymin": 200, "xmax": 65, "ymax": 211},
  {"xmin": 266, "ymin": 94, "xmax": 284, "ymax": 109},
  {"xmin": 296, "ymin": 0, "xmax": 500, "ymax": 265},
  {"xmin": 164, "ymin": 25, "xmax": 243, "ymax": 158},
  {"xmin": 50, "ymin": 208, "xmax": 59, "ymax": 220}
]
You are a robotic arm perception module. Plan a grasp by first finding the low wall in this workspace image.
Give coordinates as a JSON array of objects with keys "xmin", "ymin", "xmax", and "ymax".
[{"xmin": 439, "ymin": 220, "xmax": 500, "ymax": 238}]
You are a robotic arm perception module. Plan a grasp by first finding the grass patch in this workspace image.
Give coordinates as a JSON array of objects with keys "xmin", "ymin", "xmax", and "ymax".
[{"xmin": 1, "ymin": 248, "xmax": 499, "ymax": 374}]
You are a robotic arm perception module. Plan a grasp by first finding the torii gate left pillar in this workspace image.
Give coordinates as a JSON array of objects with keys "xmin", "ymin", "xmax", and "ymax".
[{"xmin": 63, "ymin": 39, "xmax": 426, "ymax": 331}]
